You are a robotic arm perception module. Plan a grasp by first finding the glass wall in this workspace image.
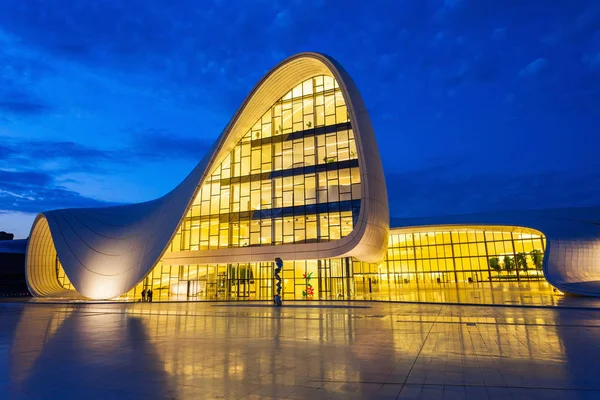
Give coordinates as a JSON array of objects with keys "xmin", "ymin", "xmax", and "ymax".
[
  {"xmin": 113, "ymin": 227, "xmax": 549, "ymax": 302},
  {"xmin": 382, "ymin": 227, "xmax": 546, "ymax": 290},
  {"xmin": 165, "ymin": 75, "xmax": 359, "ymax": 253},
  {"xmin": 56, "ymin": 225, "xmax": 551, "ymax": 302},
  {"xmin": 120, "ymin": 258, "xmax": 353, "ymax": 302},
  {"xmin": 56, "ymin": 258, "xmax": 73, "ymax": 291}
]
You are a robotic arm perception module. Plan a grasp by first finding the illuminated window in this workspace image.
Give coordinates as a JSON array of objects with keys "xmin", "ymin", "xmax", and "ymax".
[
  {"xmin": 384, "ymin": 227, "xmax": 546, "ymax": 289},
  {"xmin": 166, "ymin": 75, "xmax": 360, "ymax": 252}
]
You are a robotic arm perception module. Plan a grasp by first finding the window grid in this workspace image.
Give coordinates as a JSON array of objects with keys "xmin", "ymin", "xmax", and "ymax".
[
  {"xmin": 122, "ymin": 258, "xmax": 351, "ymax": 301},
  {"xmin": 384, "ymin": 229, "xmax": 546, "ymax": 287},
  {"xmin": 114, "ymin": 228, "xmax": 548, "ymax": 301},
  {"xmin": 168, "ymin": 75, "xmax": 359, "ymax": 252},
  {"xmin": 56, "ymin": 257, "xmax": 72, "ymax": 290}
]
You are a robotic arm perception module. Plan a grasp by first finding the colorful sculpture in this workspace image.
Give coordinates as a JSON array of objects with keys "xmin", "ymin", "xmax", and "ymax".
[
  {"xmin": 302, "ymin": 272, "xmax": 314, "ymax": 298},
  {"xmin": 274, "ymin": 257, "xmax": 283, "ymax": 306}
]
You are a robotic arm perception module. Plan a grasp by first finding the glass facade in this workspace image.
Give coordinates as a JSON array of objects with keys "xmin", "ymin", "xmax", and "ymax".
[
  {"xmin": 383, "ymin": 228, "xmax": 547, "ymax": 289},
  {"xmin": 349, "ymin": 227, "xmax": 550, "ymax": 302},
  {"xmin": 112, "ymin": 226, "xmax": 548, "ymax": 302},
  {"xmin": 165, "ymin": 75, "xmax": 359, "ymax": 252},
  {"xmin": 56, "ymin": 260, "xmax": 72, "ymax": 291},
  {"xmin": 120, "ymin": 259, "xmax": 354, "ymax": 302}
]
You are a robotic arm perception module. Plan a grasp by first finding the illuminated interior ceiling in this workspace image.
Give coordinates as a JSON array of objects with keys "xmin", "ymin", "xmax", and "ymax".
[
  {"xmin": 390, "ymin": 225, "xmax": 545, "ymax": 236},
  {"xmin": 24, "ymin": 52, "xmax": 389, "ymax": 300},
  {"xmin": 25, "ymin": 215, "xmax": 81, "ymax": 298}
]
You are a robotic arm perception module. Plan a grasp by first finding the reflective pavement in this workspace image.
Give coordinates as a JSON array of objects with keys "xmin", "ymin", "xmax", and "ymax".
[
  {"xmin": 27, "ymin": 281, "xmax": 570, "ymax": 308},
  {"xmin": 355, "ymin": 281, "xmax": 565, "ymax": 307},
  {"xmin": 2, "ymin": 301, "xmax": 600, "ymax": 399}
]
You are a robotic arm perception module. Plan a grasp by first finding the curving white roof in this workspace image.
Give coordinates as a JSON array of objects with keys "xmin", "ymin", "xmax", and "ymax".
[{"xmin": 25, "ymin": 52, "xmax": 390, "ymax": 300}]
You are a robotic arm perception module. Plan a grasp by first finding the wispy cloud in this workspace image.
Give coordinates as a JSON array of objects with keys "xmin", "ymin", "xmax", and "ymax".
[
  {"xmin": 582, "ymin": 52, "xmax": 600, "ymax": 69},
  {"xmin": 0, "ymin": 35, "xmax": 55, "ymax": 116},
  {"xmin": 491, "ymin": 26, "xmax": 507, "ymax": 40},
  {"xmin": 0, "ymin": 131, "xmax": 212, "ymax": 174},
  {"xmin": 0, "ymin": 101, "xmax": 49, "ymax": 115},
  {"xmin": 0, "ymin": 169, "xmax": 119, "ymax": 214},
  {"xmin": 519, "ymin": 58, "xmax": 548, "ymax": 77},
  {"xmin": 0, "ymin": 130, "xmax": 212, "ymax": 214}
]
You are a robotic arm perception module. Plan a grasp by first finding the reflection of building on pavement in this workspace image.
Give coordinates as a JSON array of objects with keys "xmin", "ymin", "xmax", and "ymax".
[
  {"xmin": 9, "ymin": 305, "xmax": 176, "ymax": 398},
  {"xmin": 10, "ymin": 306, "xmax": 72, "ymax": 389}
]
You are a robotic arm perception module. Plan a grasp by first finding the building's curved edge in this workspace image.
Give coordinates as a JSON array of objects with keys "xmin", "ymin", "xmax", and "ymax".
[
  {"xmin": 25, "ymin": 52, "xmax": 389, "ymax": 299},
  {"xmin": 322, "ymin": 54, "xmax": 389, "ymax": 262},
  {"xmin": 542, "ymin": 228, "xmax": 600, "ymax": 297},
  {"xmin": 158, "ymin": 52, "xmax": 389, "ymax": 266},
  {"xmin": 162, "ymin": 52, "xmax": 389, "ymax": 266},
  {"xmin": 25, "ymin": 214, "xmax": 84, "ymax": 299},
  {"xmin": 390, "ymin": 207, "xmax": 600, "ymax": 296}
]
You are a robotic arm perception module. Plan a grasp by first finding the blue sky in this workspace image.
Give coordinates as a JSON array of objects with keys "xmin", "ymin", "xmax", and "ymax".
[{"xmin": 1, "ymin": 0, "xmax": 600, "ymax": 238}]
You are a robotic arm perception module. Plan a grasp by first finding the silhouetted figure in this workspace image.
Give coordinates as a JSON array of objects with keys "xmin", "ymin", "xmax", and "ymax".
[
  {"xmin": 147, "ymin": 289, "xmax": 153, "ymax": 302},
  {"xmin": 141, "ymin": 289, "xmax": 147, "ymax": 302}
]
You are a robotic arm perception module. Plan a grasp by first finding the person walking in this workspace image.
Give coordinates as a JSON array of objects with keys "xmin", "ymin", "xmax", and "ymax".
[
  {"xmin": 147, "ymin": 289, "xmax": 153, "ymax": 303},
  {"xmin": 141, "ymin": 288, "xmax": 146, "ymax": 302}
]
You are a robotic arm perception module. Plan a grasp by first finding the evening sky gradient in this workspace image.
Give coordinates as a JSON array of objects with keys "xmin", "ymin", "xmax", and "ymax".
[{"xmin": 1, "ymin": 0, "xmax": 599, "ymax": 238}]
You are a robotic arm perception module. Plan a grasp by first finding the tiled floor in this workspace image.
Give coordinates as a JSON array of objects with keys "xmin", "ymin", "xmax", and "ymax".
[
  {"xmin": 355, "ymin": 281, "xmax": 565, "ymax": 307},
  {"xmin": 2, "ymin": 301, "xmax": 600, "ymax": 399}
]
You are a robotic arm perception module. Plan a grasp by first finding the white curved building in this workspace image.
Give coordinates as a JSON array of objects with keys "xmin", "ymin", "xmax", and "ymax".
[{"xmin": 24, "ymin": 53, "xmax": 600, "ymax": 301}]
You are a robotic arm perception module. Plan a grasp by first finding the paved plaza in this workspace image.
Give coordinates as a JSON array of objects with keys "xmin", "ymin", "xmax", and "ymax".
[
  {"xmin": 354, "ymin": 281, "xmax": 565, "ymax": 307},
  {"xmin": 2, "ymin": 300, "xmax": 600, "ymax": 399}
]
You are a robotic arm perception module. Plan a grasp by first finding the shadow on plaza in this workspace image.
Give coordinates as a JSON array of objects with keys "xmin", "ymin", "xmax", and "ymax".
[{"xmin": 8, "ymin": 305, "xmax": 177, "ymax": 398}]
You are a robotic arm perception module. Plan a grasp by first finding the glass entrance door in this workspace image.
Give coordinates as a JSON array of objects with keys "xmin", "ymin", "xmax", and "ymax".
[
  {"xmin": 230, "ymin": 263, "xmax": 254, "ymax": 298},
  {"xmin": 318, "ymin": 259, "xmax": 331, "ymax": 299},
  {"xmin": 258, "ymin": 262, "xmax": 272, "ymax": 300}
]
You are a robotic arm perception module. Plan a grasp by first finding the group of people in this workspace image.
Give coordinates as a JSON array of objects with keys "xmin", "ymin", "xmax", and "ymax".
[{"xmin": 141, "ymin": 288, "xmax": 153, "ymax": 302}]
